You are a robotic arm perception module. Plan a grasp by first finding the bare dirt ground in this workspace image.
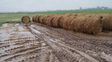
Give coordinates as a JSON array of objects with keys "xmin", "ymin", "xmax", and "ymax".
[{"xmin": 0, "ymin": 23, "xmax": 112, "ymax": 62}]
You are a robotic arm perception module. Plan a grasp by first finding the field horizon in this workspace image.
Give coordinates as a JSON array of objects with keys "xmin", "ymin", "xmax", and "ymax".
[{"xmin": 0, "ymin": 8, "xmax": 112, "ymax": 26}]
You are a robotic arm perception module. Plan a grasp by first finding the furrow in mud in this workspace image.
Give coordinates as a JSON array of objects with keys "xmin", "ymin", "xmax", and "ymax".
[
  {"xmin": 29, "ymin": 23, "xmax": 112, "ymax": 62},
  {"xmin": 0, "ymin": 23, "xmax": 112, "ymax": 62}
]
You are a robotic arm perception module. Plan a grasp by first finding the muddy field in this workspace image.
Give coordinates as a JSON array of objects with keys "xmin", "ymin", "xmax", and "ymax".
[{"xmin": 0, "ymin": 23, "xmax": 112, "ymax": 62}]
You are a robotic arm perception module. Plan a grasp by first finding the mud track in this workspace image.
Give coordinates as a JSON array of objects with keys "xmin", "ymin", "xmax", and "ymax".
[{"xmin": 0, "ymin": 23, "xmax": 112, "ymax": 62}]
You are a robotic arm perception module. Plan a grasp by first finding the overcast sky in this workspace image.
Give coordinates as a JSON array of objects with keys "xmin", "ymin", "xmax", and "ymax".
[{"xmin": 0, "ymin": 0, "xmax": 112, "ymax": 12}]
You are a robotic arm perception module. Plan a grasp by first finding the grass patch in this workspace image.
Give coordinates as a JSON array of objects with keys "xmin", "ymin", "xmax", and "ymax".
[{"xmin": 0, "ymin": 9, "xmax": 112, "ymax": 26}]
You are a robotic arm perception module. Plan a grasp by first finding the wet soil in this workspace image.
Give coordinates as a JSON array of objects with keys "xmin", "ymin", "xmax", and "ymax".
[{"xmin": 0, "ymin": 23, "xmax": 112, "ymax": 62}]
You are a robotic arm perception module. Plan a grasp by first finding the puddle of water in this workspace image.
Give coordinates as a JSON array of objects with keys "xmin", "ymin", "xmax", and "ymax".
[
  {"xmin": 17, "ymin": 32, "xmax": 35, "ymax": 38},
  {"xmin": 0, "ymin": 31, "xmax": 10, "ymax": 41}
]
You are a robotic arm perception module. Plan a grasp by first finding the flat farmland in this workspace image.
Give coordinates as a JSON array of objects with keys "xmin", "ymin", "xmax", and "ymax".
[{"xmin": 0, "ymin": 9, "xmax": 112, "ymax": 62}]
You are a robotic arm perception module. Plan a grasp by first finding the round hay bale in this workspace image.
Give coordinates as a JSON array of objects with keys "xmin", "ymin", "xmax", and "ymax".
[
  {"xmin": 21, "ymin": 16, "xmax": 31, "ymax": 24},
  {"xmin": 38, "ymin": 16, "xmax": 41, "ymax": 23},
  {"xmin": 45, "ymin": 16, "xmax": 51, "ymax": 25},
  {"xmin": 46, "ymin": 16, "xmax": 54, "ymax": 26},
  {"xmin": 52, "ymin": 15, "xmax": 62, "ymax": 28},
  {"xmin": 58, "ymin": 16, "xmax": 65, "ymax": 28},
  {"xmin": 69, "ymin": 16, "xmax": 78, "ymax": 30},
  {"xmin": 32, "ymin": 16, "xmax": 35, "ymax": 22},
  {"xmin": 42, "ymin": 16, "xmax": 49, "ymax": 25},
  {"xmin": 88, "ymin": 15, "xmax": 102, "ymax": 34},
  {"xmin": 51, "ymin": 16, "xmax": 58, "ymax": 27},
  {"xmin": 62, "ymin": 15, "xmax": 77, "ymax": 30},
  {"xmin": 74, "ymin": 15, "xmax": 102, "ymax": 34},
  {"xmin": 40, "ymin": 16, "xmax": 46, "ymax": 24},
  {"xmin": 39, "ymin": 16, "xmax": 45, "ymax": 23},
  {"xmin": 61, "ymin": 16, "xmax": 69, "ymax": 29},
  {"xmin": 35, "ymin": 15, "xmax": 40, "ymax": 23},
  {"xmin": 101, "ymin": 14, "xmax": 112, "ymax": 31}
]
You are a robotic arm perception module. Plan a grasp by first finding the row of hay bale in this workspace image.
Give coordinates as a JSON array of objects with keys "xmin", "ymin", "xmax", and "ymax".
[{"xmin": 32, "ymin": 14, "xmax": 112, "ymax": 34}]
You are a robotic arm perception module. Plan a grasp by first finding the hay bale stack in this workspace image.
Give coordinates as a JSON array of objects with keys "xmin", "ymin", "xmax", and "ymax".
[
  {"xmin": 71, "ymin": 15, "xmax": 102, "ymax": 34},
  {"xmin": 21, "ymin": 16, "xmax": 30, "ymax": 24}
]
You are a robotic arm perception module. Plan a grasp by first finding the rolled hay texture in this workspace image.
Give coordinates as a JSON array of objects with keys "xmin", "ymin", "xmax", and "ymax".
[
  {"xmin": 39, "ymin": 16, "xmax": 45, "ymax": 24},
  {"xmin": 32, "ymin": 16, "xmax": 36, "ymax": 22},
  {"xmin": 51, "ymin": 16, "xmax": 61, "ymax": 27},
  {"xmin": 38, "ymin": 16, "xmax": 43, "ymax": 23},
  {"xmin": 100, "ymin": 14, "xmax": 112, "ymax": 31},
  {"xmin": 32, "ymin": 14, "xmax": 104, "ymax": 34},
  {"xmin": 21, "ymin": 16, "xmax": 31, "ymax": 24},
  {"xmin": 71, "ymin": 15, "xmax": 103, "ymax": 34},
  {"xmin": 32, "ymin": 15, "xmax": 40, "ymax": 23},
  {"xmin": 42, "ymin": 16, "xmax": 50, "ymax": 25},
  {"xmin": 62, "ymin": 15, "xmax": 77, "ymax": 30},
  {"xmin": 46, "ymin": 16, "xmax": 54, "ymax": 26}
]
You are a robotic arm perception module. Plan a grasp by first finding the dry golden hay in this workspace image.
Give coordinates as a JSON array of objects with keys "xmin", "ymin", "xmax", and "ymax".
[
  {"xmin": 31, "ymin": 14, "xmax": 106, "ymax": 34},
  {"xmin": 99, "ymin": 14, "xmax": 112, "ymax": 31},
  {"xmin": 32, "ymin": 15, "xmax": 39, "ymax": 23},
  {"xmin": 37, "ymin": 16, "xmax": 43, "ymax": 23},
  {"xmin": 44, "ymin": 16, "xmax": 50, "ymax": 25},
  {"xmin": 63, "ymin": 13, "xmax": 73, "ymax": 17},
  {"xmin": 60, "ymin": 14, "xmax": 82, "ymax": 29},
  {"xmin": 40, "ymin": 16, "xmax": 46, "ymax": 24},
  {"xmin": 63, "ymin": 13, "xmax": 78, "ymax": 17},
  {"xmin": 60, "ymin": 16, "xmax": 69, "ymax": 29},
  {"xmin": 71, "ymin": 15, "xmax": 103, "ymax": 34},
  {"xmin": 51, "ymin": 14, "xmax": 64, "ymax": 27},
  {"xmin": 58, "ymin": 16, "xmax": 65, "ymax": 28},
  {"xmin": 50, "ymin": 16, "xmax": 57, "ymax": 27},
  {"xmin": 38, "ymin": 16, "xmax": 42, "ymax": 23},
  {"xmin": 39, "ymin": 16, "xmax": 45, "ymax": 24},
  {"xmin": 32, "ymin": 16, "xmax": 35, "ymax": 22},
  {"xmin": 34, "ymin": 15, "xmax": 40, "ymax": 23},
  {"xmin": 21, "ymin": 16, "xmax": 30, "ymax": 24},
  {"xmin": 62, "ymin": 15, "xmax": 77, "ymax": 30},
  {"xmin": 42, "ymin": 16, "xmax": 49, "ymax": 25},
  {"xmin": 51, "ymin": 15, "xmax": 62, "ymax": 28},
  {"xmin": 76, "ymin": 13, "xmax": 88, "ymax": 16},
  {"xmin": 46, "ymin": 16, "xmax": 54, "ymax": 26}
]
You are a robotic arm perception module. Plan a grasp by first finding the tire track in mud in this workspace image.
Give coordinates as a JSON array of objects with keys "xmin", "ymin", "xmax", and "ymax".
[
  {"xmin": 28, "ymin": 23, "xmax": 112, "ymax": 62},
  {"xmin": 29, "ymin": 24, "xmax": 99, "ymax": 62},
  {"xmin": 30, "ymin": 24, "xmax": 112, "ymax": 55},
  {"xmin": 0, "ymin": 23, "xmax": 112, "ymax": 62},
  {"xmin": 0, "ymin": 24, "xmax": 49, "ymax": 62}
]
